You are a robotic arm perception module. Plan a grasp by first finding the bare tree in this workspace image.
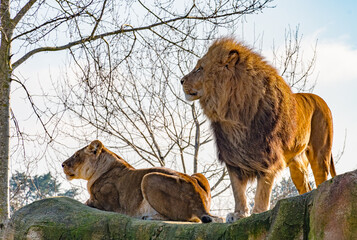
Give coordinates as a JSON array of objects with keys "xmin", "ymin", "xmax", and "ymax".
[
  {"xmin": 272, "ymin": 25, "xmax": 317, "ymax": 92},
  {"xmin": 52, "ymin": 36, "xmax": 228, "ymax": 199},
  {"xmin": 1, "ymin": 0, "xmax": 274, "ymax": 225}
]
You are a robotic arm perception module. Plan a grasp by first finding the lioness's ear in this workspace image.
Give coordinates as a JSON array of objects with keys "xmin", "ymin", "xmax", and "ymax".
[
  {"xmin": 224, "ymin": 50, "xmax": 240, "ymax": 68},
  {"xmin": 86, "ymin": 140, "xmax": 104, "ymax": 158}
]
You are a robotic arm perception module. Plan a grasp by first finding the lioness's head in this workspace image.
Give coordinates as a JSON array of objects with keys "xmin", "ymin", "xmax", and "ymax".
[
  {"xmin": 180, "ymin": 38, "xmax": 241, "ymax": 102},
  {"xmin": 62, "ymin": 140, "xmax": 104, "ymax": 180}
]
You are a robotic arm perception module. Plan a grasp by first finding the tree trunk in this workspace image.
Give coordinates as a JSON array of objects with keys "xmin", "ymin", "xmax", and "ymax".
[{"xmin": 0, "ymin": 0, "xmax": 13, "ymax": 226}]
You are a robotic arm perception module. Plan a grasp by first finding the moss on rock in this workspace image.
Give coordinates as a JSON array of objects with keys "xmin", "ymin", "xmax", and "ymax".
[{"xmin": 3, "ymin": 169, "xmax": 357, "ymax": 240}]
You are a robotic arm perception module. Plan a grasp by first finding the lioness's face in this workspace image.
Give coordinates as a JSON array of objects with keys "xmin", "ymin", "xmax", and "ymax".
[{"xmin": 62, "ymin": 140, "xmax": 103, "ymax": 180}]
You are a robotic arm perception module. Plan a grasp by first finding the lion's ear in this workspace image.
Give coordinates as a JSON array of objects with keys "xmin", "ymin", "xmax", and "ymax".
[
  {"xmin": 224, "ymin": 50, "xmax": 240, "ymax": 68},
  {"xmin": 86, "ymin": 140, "xmax": 104, "ymax": 158}
]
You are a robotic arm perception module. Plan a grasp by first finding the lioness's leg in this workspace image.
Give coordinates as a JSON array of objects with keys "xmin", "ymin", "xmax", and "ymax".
[
  {"xmin": 141, "ymin": 172, "xmax": 212, "ymax": 222},
  {"xmin": 226, "ymin": 165, "xmax": 249, "ymax": 223},
  {"xmin": 252, "ymin": 173, "xmax": 275, "ymax": 214},
  {"xmin": 138, "ymin": 199, "xmax": 169, "ymax": 221},
  {"xmin": 288, "ymin": 153, "xmax": 312, "ymax": 194}
]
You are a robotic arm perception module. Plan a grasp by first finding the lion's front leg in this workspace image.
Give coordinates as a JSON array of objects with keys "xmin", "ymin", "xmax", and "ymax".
[
  {"xmin": 226, "ymin": 165, "xmax": 250, "ymax": 223},
  {"xmin": 252, "ymin": 173, "xmax": 275, "ymax": 214}
]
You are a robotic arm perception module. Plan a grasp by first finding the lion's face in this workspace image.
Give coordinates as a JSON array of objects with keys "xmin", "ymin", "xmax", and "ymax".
[
  {"xmin": 181, "ymin": 40, "xmax": 240, "ymax": 102},
  {"xmin": 62, "ymin": 140, "xmax": 103, "ymax": 180},
  {"xmin": 180, "ymin": 61, "xmax": 205, "ymax": 101}
]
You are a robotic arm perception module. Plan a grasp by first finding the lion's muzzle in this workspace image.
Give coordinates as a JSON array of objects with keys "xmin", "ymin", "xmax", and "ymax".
[
  {"xmin": 180, "ymin": 72, "xmax": 203, "ymax": 101},
  {"xmin": 184, "ymin": 92, "xmax": 197, "ymax": 101}
]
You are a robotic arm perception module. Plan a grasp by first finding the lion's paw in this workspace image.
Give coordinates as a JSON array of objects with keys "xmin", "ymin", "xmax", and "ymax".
[{"xmin": 226, "ymin": 212, "xmax": 249, "ymax": 223}]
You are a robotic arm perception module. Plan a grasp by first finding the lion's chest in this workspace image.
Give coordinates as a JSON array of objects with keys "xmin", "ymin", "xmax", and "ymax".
[{"xmin": 211, "ymin": 121, "xmax": 282, "ymax": 175}]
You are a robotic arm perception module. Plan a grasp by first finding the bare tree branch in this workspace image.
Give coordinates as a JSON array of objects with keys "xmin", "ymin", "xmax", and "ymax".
[
  {"xmin": 11, "ymin": 77, "xmax": 53, "ymax": 141},
  {"xmin": 12, "ymin": 0, "xmax": 38, "ymax": 26},
  {"xmin": 12, "ymin": 0, "xmax": 273, "ymax": 69}
]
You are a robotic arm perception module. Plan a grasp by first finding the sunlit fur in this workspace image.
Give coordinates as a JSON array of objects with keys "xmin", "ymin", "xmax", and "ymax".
[
  {"xmin": 181, "ymin": 38, "xmax": 336, "ymax": 222},
  {"xmin": 62, "ymin": 140, "xmax": 223, "ymax": 223}
]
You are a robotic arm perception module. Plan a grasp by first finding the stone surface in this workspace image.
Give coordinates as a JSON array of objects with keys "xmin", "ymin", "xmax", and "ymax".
[
  {"xmin": 309, "ymin": 170, "xmax": 357, "ymax": 240},
  {"xmin": 2, "ymin": 169, "xmax": 357, "ymax": 240}
]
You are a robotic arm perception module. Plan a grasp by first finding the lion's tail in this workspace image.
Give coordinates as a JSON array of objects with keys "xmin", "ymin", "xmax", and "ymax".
[{"xmin": 330, "ymin": 155, "xmax": 336, "ymax": 177}]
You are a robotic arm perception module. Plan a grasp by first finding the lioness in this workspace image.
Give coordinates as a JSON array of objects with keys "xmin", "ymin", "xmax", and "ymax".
[
  {"xmin": 62, "ymin": 140, "xmax": 222, "ymax": 223},
  {"xmin": 181, "ymin": 38, "xmax": 336, "ymax": 223}
]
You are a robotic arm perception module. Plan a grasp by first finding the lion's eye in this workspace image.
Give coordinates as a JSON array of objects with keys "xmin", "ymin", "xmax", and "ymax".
[{"xmin": 195, "ymin": 67, "xmax": 202, "ymax": 73}]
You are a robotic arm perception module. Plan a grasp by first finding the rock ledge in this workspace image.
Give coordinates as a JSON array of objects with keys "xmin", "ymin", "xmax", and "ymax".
[{"xmin": 3, "ymin": 169, "xmax": 357, "ymax": 240}]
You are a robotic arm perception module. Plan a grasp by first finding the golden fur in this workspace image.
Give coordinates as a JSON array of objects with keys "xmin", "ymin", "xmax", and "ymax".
[
  {"xmin": 181, "ymin": 38, "xmax": 336, "ymax": 223},
  {"xmin": 62, "ymin": 140, "xmax": 223, "ymax": 223}
]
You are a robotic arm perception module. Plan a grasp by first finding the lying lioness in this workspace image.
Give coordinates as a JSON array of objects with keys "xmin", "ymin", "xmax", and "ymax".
[{"xmin": 62, "ymin": 140, "xmax": 222, "ymax": 223}]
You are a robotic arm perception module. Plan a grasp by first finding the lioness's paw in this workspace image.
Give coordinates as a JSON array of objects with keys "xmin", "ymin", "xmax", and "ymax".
[
  {"xmin": 226, "ymin": 212, "xmax": 249, "ymax": 223},
  {"xmin": 85, "ymin": 199, "xmax": 94, "ymax": 207}
]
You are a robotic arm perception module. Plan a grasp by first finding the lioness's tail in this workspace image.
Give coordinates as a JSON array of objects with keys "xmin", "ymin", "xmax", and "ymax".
[
  {"xmin": 201, "ymin": 214, "xmax": 224, "ymax": 223},
  {"xmin": 330, "ymin": 155, "xmax": 336, "ymax": 177}
]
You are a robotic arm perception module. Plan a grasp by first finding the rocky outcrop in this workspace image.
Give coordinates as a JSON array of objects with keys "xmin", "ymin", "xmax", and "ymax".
[
  {"xmin": 3, "ymin": 169, "xmax": 357, "ymax": 240},
  {"xmin": 309, "ymin": 169, "xmax": 357, "ymax": 239}
]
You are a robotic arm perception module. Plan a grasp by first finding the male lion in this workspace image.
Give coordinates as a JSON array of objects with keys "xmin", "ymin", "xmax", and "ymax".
[
  {"xmin": 181, "ymin": 38, "xmax": 336, "ymax": 223},
  {"xmin": 62, "ymin": 140, "xmax": 223, "ymax": 223}
]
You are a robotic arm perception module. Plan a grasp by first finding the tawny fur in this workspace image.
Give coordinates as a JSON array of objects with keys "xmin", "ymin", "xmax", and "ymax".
[
  {"xmin": 62, "ymin": 140, "xmax": 223, "ymax": 223},
  {"xmin": 181, "ymin": 38, "xmax": 335, "ymax": 222}
]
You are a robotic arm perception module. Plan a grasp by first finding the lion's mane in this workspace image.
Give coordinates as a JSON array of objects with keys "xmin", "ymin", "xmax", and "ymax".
[{"xmin": 198, "ymin": 38, "xmax": 298, "ymax": 178}]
